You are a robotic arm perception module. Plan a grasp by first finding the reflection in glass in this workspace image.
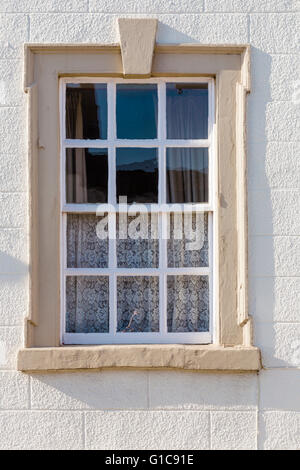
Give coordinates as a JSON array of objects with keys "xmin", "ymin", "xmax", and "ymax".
[
  {"xmin": 66, "ymin": 84, "xmax": 107, "ymax": 139},
  {"xmin": 116, "ymin": 84, "xmax": 158, "ymax": 139},
  {"xmin": 167, "ymin": 83, "xmax": 208, "ymax": 139},
  {"xmin": 67, "ymin": 214, "xmax": 108, "ymax": 268},
  {"xmin": 117, "ymin": 213, "xmax": 159, "ymax": 268},
  {"xmin": 168, "ymin": 213, "xmax": 209, "ymax": 267},
  {"xmin": 166, "ymin": 148, "xmax": 208, "ymax": 203},
  {"xmin": 167, "ymin": 275, "xmax": 209, "ymax": 332},
  {"xmin": 66, "ymin": 148, "xmax": 108, "ymax": 203},
  {"xmin": 66, "ymin": 276, "xmax": 109, "ymax": 333},
  {"xmin": 117, "ymin": 276, "xmax": 159, "ymax": 332},
  {"xmin": 116, "ymin": 148, "xmax": 158, "ymax": 203}
]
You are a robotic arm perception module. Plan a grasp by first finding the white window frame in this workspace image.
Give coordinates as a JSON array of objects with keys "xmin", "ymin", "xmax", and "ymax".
[{"xmin": 59, "ymin": 76, "xmax": 216, "ymax": 345}]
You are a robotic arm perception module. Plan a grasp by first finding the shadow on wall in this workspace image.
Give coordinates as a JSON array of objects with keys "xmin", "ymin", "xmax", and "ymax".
[
  {"xmin": 0, "ymin": 252, "xmax": 28, "ymax": 276},
  {"xmin": 156, "ymin": 23, "xmax": 198, "ymax": 43},
  {"xmin": 248, "ymin": 47, "xmax": 278, "ymax": 368}
]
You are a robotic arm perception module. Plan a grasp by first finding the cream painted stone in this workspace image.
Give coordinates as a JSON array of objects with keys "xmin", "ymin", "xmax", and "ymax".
[
  {"xmin": 0, "ymin": 153, "xmax": 27, "ymax": 192},
  {"xmin": 260, "ymin": 370, "xmax": 300, "ymax": 411},
  {"xmin": 85, "ymin": 411, "xmax": 210, "ymax": 450},
  {"xmin": 21, "ymin": 44, "xmax": 252, "ymax": 354},
  {"xmin": 18, "ymin": 345, "xmax": 261, "ymax": 372},
  {"xmin": 0, "ymin": 411, "xmax": 83, "ymax": 449},
  {"xmin": 211, "ymin": 411, "xmax": 257, "ymax": 450},
  {"xmin": 250, "ymin": 13, "xmax": 299, "ymax": 53},
  {"xmin": 255, "ymin": 323, "xmax": 300, "ymax": 367},
  {"xmin": 249, "ymin": 277, "xmax": 300, "ymax": 323},
  {"xmin": 0, "ymin": 371, "xmax": 29, "ymax": 409},
  {"xmin": 249, "ymin": 236, "xmax": 300, "ymax": 277},
  {"xmin": 248, "ymin": 142, "xmax": 300, "ymax": 190},
  {"xmin": 0, "ymin": 327, "xmax": 23, "ymax": 370},
  {"xmin": 31, "ymin": 370, "xmax": 148, "ymax": 410},
  {"xmin": 205, "ymin": 0, "xmax": 297, "ymax": 12},
  {"xmin": 259, "ymin": 411, "xmax": 300, "ymax": 450},
  {"xmin": 0, "ymin": 107, "xmax": 26, "ymax": 154},
  {"xmin": 0, "ymin": 193, "xmax": 27, "ymax": 228},
  {"xmin": 0, "ymin": 229, "xmax": 28, "ymax": 275},
  {"xmin": 149, "ymin": 371, "xmax": 258, "ymax": 410},
  {"xmin": 118, "ymin": 18, "xmax": 157, "ymax": 76},
  {"xmin": 0, "ymin": 60, "xmax": 24, "ymax": 106},
  {"xmin": 0, "ymin": 275, "xmax": 28, "ymax": 326},
  {"xmin": 0, "ymin": 14, "xmax": 28, "ymax": 58},
  {"xmin": 90, "ymin": 0, "xmax": 204, "ymax": 13},
  {"xmin": 0, "ymin": 1, "xmax": 88, "ymax": 12},
  {"xmin": 248, "ymin": 190, "xmax": 300, "ymax": 236}
]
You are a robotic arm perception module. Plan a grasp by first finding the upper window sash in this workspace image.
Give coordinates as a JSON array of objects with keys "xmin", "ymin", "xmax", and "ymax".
[{"xmin": 60, "ymin": 77, "xmax": 215, "ymax": 210}]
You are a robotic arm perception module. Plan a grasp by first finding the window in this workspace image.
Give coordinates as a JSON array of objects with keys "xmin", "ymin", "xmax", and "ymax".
[
  {"xmin": 18, "ymin": 34, "xmax": 261, "ymax": 371},
  {"xmin": 61, "ymin": 78, "xmax": 215, "ymax": 345}
]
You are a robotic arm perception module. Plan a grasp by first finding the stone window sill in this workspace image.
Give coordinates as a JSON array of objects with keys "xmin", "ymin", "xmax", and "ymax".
[{"xmin": 17, "ymin": 345, "xmax": 261, "ymax": 372}]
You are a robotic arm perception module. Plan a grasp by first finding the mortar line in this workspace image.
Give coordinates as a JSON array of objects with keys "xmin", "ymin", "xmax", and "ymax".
[
  {"xmin": 82, "ymin": 411, "xmax": 86, "ymax": 450},
  {"xmin": 28, "ymin": 374, "xmax": 31, "ymax": 410},
  {"xmin": 147, "ymin": 371, "xmax": 150, "ymax": 409},
  {"xmin": 209, "ymin": 411, "xmax": 212, "ymax": 450},
  {"xmin": 3, "ymin": 407, "xmax": 259, "ymax": 412},
  {"xmin": 27, "ymin": 15, "xmax": 30, "ymax": 42},
  {"xmin": 247, "ymin": 13, "xmax": 250, "ymax": 43},
  {"xmin": 257, "ymin": 371, "xmax": 261, "ymax": 450},
  {"xmin": 2, "ymin": 11, "xmax": 296, "ymax": 14},
  {"xmin": 249, "ymin": 12, "xmax": 252, "ymax": 43}
]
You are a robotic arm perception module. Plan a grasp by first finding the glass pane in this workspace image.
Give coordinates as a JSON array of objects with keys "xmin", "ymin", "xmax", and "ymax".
[
  {"xmin": 67, "ymin": 214, "xmax": 108, "ymax": 268},
  {"xmin": 66, "ymin": 84, "xmax": 107, "ymax": 139},
  {"xmin": 66, "ymin": 148, "xmax": 108, "ymax": 203},
  {"xmin": 166, "ymin": 148, "xmax": 208, "ymax": 203},
  {"xmin": 116, "ymin": 148, "xmax": 158, "ymax": 203},
  {"xmin": 116, "ymin": 84, "xmax": 158, "ymax": 139},
  {"xmin": 166, "ymin": 83, "xmax": 208, "ymax": 139},
  {"xmin": 168, "ymin": 212, "xmax": 208, "ymax": 267},
  {"xmin": 167, "ymin": 275, "xmax": 209, "ymax": 332},
  {"xmin": 66, "ymin": 276, "xmax": 109, "ymax": 333},
  {"xmin": 117, "ymin": 276, "xmax": 159, "ymax": 332},
  {"xmin": 117, "ymin": 213, "xmax": 159, "ymax": 268}
]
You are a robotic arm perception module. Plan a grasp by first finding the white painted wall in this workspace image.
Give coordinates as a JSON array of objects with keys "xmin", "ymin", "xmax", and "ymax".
[{"xmin": 0, "ymin": 0, "xmax": 299, "ymax": 450}]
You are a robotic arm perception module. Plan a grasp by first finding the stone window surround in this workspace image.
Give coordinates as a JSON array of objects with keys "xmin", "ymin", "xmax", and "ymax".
[{"xmin": 17, "ymin": 19, "xmax": 261, "ymax": 372}]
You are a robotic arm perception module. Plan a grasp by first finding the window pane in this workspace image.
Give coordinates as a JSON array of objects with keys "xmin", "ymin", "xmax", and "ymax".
[
  {"xmin": 166, "ymin": 148, "xmax": 208, "ymax": 203},
  {"xmin": 67, "ymin": 214, "xmax": 108, "ymax": 268},
  {"xmin": 168, "ymin": 212, "xmax": 208, "ymax": 267},
  {"xmin": 116, "ymin": 84, "xmax": 158, "ymax": 139},
  {"xmin": 167, "ymin": 276, "xmax": 209, "ymax": 332},
  {"xmin": 66, "ymin": 276, "xmax": 109, "ymax": 333},
  {"xmin": 117, "ymin": 213, "xmax": 159, "ymax": 268},
  {"xmin": 166, "ymin": 83, "xmax": 208, "ymax": 139},
  {"xmin": 116, "ymin": 148, "xmax": 158, "ymax": 203},
  {"xmin": 66, "ymin": 84, "xmax": 107, "ymax": 139},
  {"xmin": 117, "ymin": 276, "xmax": 159, "ymax": 332},
  {"xmin": 66, "ymin": 148, "xmax": 108, "ymax": 203}
]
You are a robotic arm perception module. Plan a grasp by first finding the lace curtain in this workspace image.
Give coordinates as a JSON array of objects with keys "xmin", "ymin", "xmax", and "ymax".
[
  {"xmin": 66, "ymin": 276, "xmax": 109, "ymax": 333},
  {"xmin": 167, "ymin": 276, "xmax": 209, "ymax": 332},
  {"xmin": 117, "ymin": 276, "xmax": 159, "ymax": 332}
]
